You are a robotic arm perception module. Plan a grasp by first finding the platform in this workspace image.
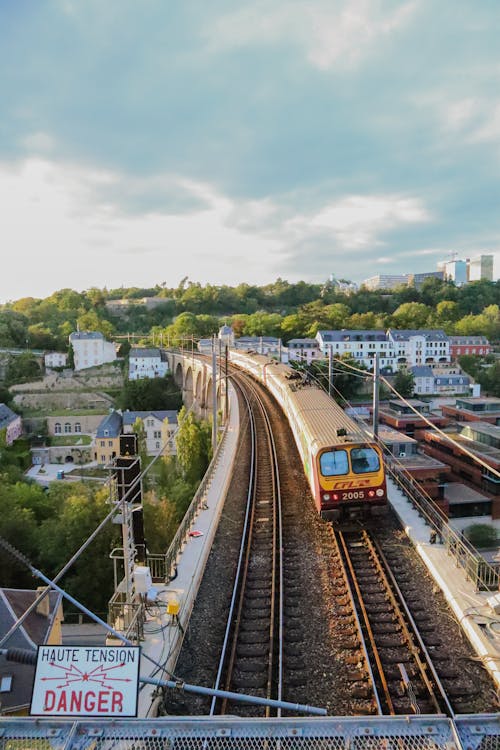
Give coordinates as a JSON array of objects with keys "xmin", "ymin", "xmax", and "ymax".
[{"xmin": 388, "ymin": 478, "xmax": 500, "ymax": 690}]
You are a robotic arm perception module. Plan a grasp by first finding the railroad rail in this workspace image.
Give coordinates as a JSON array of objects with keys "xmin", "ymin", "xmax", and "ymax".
[
  {"xmin": 210, "ymin": 371, "xmax": 284, "ymax": 716},
  {"xmin": 335, "ymin": 528, "xmax": 454, "ymax": 716}
]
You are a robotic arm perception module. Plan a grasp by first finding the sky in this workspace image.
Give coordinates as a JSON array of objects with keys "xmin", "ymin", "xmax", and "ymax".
[{"xmin": 1, "ymin": 0, "xmax": 500, "ymax": 303}]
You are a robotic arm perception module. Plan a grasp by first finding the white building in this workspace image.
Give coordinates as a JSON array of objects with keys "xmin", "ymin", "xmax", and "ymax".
[
  {"xmin": 468, "ymin": 254, "xmax": 494, "ymax": 282},
  {"xmin": 69, "ymin": 331, "xmax": 117, "ymax": 371},
  {"xmin": 44, "ymin": 351, "xmax": 67, "ymax": 369},
  {"xmin": 122, "ymin": 410, "xmax": 178, "ymax": 455},
  {"xmin": 128, "ymin": 348, "xmax": 168, "ymax": 380},
  {"xmin": 315, "ymin": 330, "xmax": 396, "ymax": 372},
  {"xmin": 387, "ymin": 329, "xmax": 450, "ymax": 368},
  {"xmin": 286, "ymin": 339, "xmax": 322, "ymax": 364},
  {"xmin": 361, "ymin": 274, "xmax": 408, "ymax": 290}
]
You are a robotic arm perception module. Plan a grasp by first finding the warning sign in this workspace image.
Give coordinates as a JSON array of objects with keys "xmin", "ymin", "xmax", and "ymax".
[{"xmin": 30, "ymin": 646, "xmax": 140, "ymax": 717}]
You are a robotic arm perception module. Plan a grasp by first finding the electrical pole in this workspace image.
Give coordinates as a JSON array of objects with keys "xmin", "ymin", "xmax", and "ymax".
[
  {"xmin": 212, "ymin": 336, "xmax": 217, "ymax": 452},
  {"xmin": 328, "ymin": 345, "xmax": 333, "ymax": 397},
  {"xmin": 372, "ymin": 352, "xmax": 380, "ymax": 439}
]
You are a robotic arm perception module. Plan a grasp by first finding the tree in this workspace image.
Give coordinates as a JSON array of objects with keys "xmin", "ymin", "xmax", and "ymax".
[
  {"xmin": 393, "ymin": 368, "xmax": 415, "ymax": 398},
  {"xmin": 390, "ymin": 302, "xmax": 431, "ymax": 329},
  {"xmin": 175, "ymin": 407, "xmax": 212, "ymax": 485},
  {"xmin": 119, "ymin": 375, "xmax": 182, "ymax": 411},
  {"xmin": 464, "ymin": 524, "xmax": 498, "ymax": 549},
  {"xmin": 5, "ymin": 352, "xmax": 42, "ymax": 385}
]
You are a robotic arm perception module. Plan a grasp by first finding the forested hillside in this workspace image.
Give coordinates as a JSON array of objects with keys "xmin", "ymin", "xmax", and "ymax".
[{"xmin": 1, "ymin": 277, "xmax": 499, "ymax": 351}]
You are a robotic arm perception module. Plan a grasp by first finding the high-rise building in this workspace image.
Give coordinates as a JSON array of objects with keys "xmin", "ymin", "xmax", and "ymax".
[
  {"xmin": 362, "ymin": 274, "xmax": 408, "ymax": 290},
  {"xmin": 442, "ymin": 260, "xmax": 468, "ymax": 286},
  {"xmin": 467, "ymin": 254, "xmax": 494, "ymax": 282}
]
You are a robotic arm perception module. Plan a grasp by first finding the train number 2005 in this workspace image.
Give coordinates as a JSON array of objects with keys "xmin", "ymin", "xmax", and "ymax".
[{"xmin": 341, "ymin": 491, "xmax": 365, "ymax": 500}]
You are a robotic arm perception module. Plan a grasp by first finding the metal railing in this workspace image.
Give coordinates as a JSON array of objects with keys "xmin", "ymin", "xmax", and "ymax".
[
  {"xmin": 0, "ymin": 715, "xmax": 499, "ymax": 750},
  {"xmin": 387, "ymin": 461, "xmax": 500, "ymax": 591}
]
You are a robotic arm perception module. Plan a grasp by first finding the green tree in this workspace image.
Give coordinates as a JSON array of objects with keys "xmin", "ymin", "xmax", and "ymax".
[
  {"xmin": 119, "ymin": 375, "xmax": 182, "ymax": 411},
  {"xmin": 5, "ymin": 352, "xmax": 42, "ymax": 385},
  {"xmin": 390, "ymin": 302, "xmax": 431, "ymax": 329},
  {"xmin": 175, "ymin": 407, "xmax": 212, "ymax": 486},
  {"xmin": 393, "ymin": 368, "xmax": 415, "ymax": 398},
  {"xmin": 464, "ymin": 524, "xmax": 498, "ymax": 549}
]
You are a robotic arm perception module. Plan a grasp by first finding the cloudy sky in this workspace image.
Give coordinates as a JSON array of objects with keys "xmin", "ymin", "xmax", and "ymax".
[{"xmin": 1, "ymin": 0, "xmax": 499, "ymax": 303}]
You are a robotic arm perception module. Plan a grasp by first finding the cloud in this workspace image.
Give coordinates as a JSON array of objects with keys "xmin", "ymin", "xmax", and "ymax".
[{"xmin": 205, "ymin": 0, "xmax": 419, "ymax": 70}]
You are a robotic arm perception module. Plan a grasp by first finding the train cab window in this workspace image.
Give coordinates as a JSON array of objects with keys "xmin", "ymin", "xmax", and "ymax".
[
  {"xmin": 320, "ymin": 450, "xmax": 348, "ymax": 476},
  {"xmin": 351, "ymin": 447, "xmax": 380, "ymax": 474}
]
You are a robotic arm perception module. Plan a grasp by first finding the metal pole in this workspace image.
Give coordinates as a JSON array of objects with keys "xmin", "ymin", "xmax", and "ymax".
[
  {"xmin": 328, "ymin": 345, "xmax": 333, "ymax": 397},
  {"xmin": 212, "ymin": 337, "xmax": 217, "ymax": 453},
  {"xmin": 372, "ymin": 351, "xmax": 380, "ymax": 438},
  {"xmin": 225, "ymin": 344, "xmax": 229, "ymax": 423}
]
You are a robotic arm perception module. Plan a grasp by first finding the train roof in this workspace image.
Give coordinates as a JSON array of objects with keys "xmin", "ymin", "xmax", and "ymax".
[{"xmin": 266, "ymin": 362, "xmax": 373, "ymax": 449}]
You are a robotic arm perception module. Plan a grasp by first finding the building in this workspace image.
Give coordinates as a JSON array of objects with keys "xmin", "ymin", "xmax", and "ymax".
[
  {"xmin": 441, "ymin": 397, "xmax": 500, "ymax": 424},
  {"xmin": 423, "ymin": 422, "xmax": 500, "ymax": 517},
  {"xmin": 378, "ymin": 398, "xmax": 448, "ymax": 438},
  {"xmin": 122, "ymin": 410, "xmax": 178, "ymax": 455},
  {"xmin": 0, "ymin": 588, "xmax": 63, "ymax": 715},
  {"xmin": 128, "ymin": 348, "xmax": 168, "ymax": 380},
  {"xmin": 316, "ymin": 330, "xmax": 395, "ymax": 372},
  {"xmin": 93, "ymin": 411, "xmax": 123, "ymax": 465},
  {"xmin": 468, "ymin": 254, "xmax": 494, "ymax": 282},
  {"xmin": 286, "ymin": 339, "xmax": 322, "ymax": 364},
  {"xmin": 407, "ymin": 271, "xmax": 444, "ymax": 288},
  {"xmin": 0, "ymin": 404, "xmax": 22, "ymax": 445},
  {"xmin": 387, "ymin": 329, "xmax": 450, "ymax": 368},
  {"xmin": 361, "ymin": 274, "xmax": 408, "ymax": 291},
  {"xmin": 377, "ymin": 425, "xmax": 449, "ymax": 501},
  {"xmin": 233, "ymin": 336, "xmax": 283, "ymax": 357},
  {"xmin": 69, "ymin": 331, "xmax": 117, "ymax": 371},
  {"xmin": 449, "ymin": 336, "xmax": 492, "ymax": 359},
  {"xmin": 410, "ymin": 366, "xmax": 435, "ymax": 396},
  {"xmin": 433, "ymin": 372, "xmax": 471, "ymax": 395},
  {"xmin": 44, "ymin": 352, "xmax": 67, "ymax": 369},
  {"xmin": 441, "ymin": 259, "xmax": 468, "ymax": 285},
  {"xmin": 218, "ymin": 325, "xmax": 235, "ymax": 348}
]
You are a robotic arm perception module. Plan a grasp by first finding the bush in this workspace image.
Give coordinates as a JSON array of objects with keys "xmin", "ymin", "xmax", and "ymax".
[{"xmin": 463, "ymin": 523, "xmax": 498, "ymax": 549}]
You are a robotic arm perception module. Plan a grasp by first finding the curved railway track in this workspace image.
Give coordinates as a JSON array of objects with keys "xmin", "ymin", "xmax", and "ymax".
[
  {"xmin": 210, "ymin": 371, "xmax": 284, "ymax": 716},
  {"xmin": 334, "ymin": 527, "xmax": 454, "ymax": 716}
]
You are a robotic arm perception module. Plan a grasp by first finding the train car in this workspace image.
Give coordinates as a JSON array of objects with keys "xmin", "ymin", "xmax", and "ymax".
[{"xmin": 230, "ymin": 351, "xmax": 387, "ymax": 520}]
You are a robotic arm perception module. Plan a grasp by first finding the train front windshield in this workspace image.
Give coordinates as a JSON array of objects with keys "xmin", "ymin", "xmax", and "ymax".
[{"xmin": 320, "ymin": 446, "xmax": 380, "ymax": 476}]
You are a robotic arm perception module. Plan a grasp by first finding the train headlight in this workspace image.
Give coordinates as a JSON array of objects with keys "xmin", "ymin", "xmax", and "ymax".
[
  {"xmin": 376, "ymin": 489, "xmax": 384, "ymax": 497},
  {"xmin": 368, "ymin": 490, "xmax": 375, "ymax": 497},
  {"xmin": 322, "ymin": 493, "xmax": 330, "ymax": 501}
]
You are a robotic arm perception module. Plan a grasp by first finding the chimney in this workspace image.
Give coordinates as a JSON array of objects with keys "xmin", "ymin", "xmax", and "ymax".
[{"xmin": 35, "ymin": 587, "xmax": 50, "ymax": 618}]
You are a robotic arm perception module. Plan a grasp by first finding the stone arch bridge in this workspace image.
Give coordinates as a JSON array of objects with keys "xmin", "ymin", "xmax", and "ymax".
[{"xmin": 165, "ymin": 350, "xmax": 228, "ymax": 422}]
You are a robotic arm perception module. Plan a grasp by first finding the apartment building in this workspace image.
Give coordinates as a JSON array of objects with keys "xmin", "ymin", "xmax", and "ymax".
[
  {"xmin": 316, "ymin": 330, "xmax": 395, "ymax": 372},
  {"xmin": 128, "ymin": 348, "xmax": 168, "ymax": 380},
  {"xmin": 69, "ymin": 331, "xmax": 117, "ymax": 371}
]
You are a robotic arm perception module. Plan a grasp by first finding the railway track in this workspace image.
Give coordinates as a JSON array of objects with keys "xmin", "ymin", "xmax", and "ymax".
[
  {"xmin": 334, "ymin": 527, "xmax": 455, "ymax": 716},
  {"xmin": 209, "ymin": 372, "xmax": 284, "ymax": 716}
]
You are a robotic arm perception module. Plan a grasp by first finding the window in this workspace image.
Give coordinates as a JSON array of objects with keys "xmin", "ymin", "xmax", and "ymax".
[
  {"xmin": 108, "ymin": 440, "xmax": 113, "ymax": 447},
  {"xmin": 156, "ymin": 441, "xmax": 160, "ymax": 449},
  {"xmin": 64, "ymin": 423, "xmax": 71, "ymax": 433},
  {"xmin": 54, "ymin": 423, "xmax": 61, "ymax": 434},
  {"xmin": 101, "ymin": 455, "xmax": 106, "ymax": 463},
  {"xmin": 75, "ymin": 422, "xmax": 81, "ymax": 433},
  {"xmin": 0, "ymin": 675, "xmax": 12, "ymax": 692},
  {"xmin": 351, "ymin": 447, "xmax": 380, "ymax": 474},
  {"xmin": 100, "ymin": 440, "xmax": 105, "ymax": 447},
  {"xmin": 320, "ymin": 450, "xmax": 348, "ymax": 476}
]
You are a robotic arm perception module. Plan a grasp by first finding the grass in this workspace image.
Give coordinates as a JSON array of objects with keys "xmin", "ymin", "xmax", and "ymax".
[{"xmin": 48, "ymin": 435, "xmax": 92, "ymax": 446}]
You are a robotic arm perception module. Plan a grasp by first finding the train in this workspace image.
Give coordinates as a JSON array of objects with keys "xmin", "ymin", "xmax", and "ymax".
[{"xmin": 229, "ymin": 350, "xmax": 387, "ymax": 521}]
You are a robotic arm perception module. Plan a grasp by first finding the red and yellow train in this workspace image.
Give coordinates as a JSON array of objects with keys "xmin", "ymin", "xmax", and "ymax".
[{"xmin": 230, "ymin": 351, "xmax": 387, "ymax": 520}]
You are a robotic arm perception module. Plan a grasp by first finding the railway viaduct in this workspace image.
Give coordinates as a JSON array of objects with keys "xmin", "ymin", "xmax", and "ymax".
[{"xmin": 165, "ymin": 350, "xmax": 228, "ymax": 422}]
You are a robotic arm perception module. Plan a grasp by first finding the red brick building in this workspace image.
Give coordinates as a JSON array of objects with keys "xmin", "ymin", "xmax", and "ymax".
[
  {"xmin": 449, "ymin": 336, "xmax": 491, "ymax": 359},
  {"xmin": 378, "ymin": 398, "xmax": 448, "ymax": 440},
  {"xmin": 441, "ymin": 397, "xmax": 500, "ymax": 425}
]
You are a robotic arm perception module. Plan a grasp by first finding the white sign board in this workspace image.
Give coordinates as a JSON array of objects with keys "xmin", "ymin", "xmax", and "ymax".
[{"xmin": 30, "ymin": 646, "xmax": 140, "ymax": 717}]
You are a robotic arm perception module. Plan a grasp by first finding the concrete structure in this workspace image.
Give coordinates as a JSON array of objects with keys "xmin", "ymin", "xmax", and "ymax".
[
  {"xmin": 387, "ymin": 329, "xmax": 450, "ymax": 368},
  {"xmin": 316, "ymin": 330, "xmax": 395, "ymax": 372},
  {"xmin": 128, "ymin": 348, "xmax": 168, "ymax": 380},
  {"xmin": 378, "ymin": 398, "xmax": 448, "ymax": 439},
  {"xmin": 442, "ymin": 259, "xmax": 468, "ymax": 285},
  {"xmin": 93, "ymin": 410, "xmax": 122, "ymax": 466},
  {"xmin": 441, "ymin": 396, "xmax": 500, "ymax": 424},
  {"xmin": 0, "ymin": 403, "xmax": 22, "ymax": 445},
  {"xmin": 44, "ymin": 351, "xmax": 67, "ymax": 369},
  {"xmin": 0, "ymin": 588, "xmax": 63, "ymax": 715},
  {"xmin": 361, "ymin": 274, "xmax": 408, "ymax": 290},
  {"xmin": 449, "ymin": 336, "xmax": 491, "ymax": 358},
  {"xmin": 47, "ymin": 414, "xmax": 105, "ymax": 437},
  {"xmin": 407, "ymin": 270, "xmax": 444, "ymax": 288},
  {"xmin": 122, "ymin": 410, "xmax": 178, "ymax": 455},
  {"xmin": 286, "ymin": 338, "xmax": 322, "ymax": 364},
  {"xmin": 69, "ymin": 331, "xmax": 117, "ymax": 371},
  {"xmin": 423, "ymin": 422, "xmax": 500, "ymax": 515},
  {"xmin": 468, "ymin": 254, "xmax": 494, "ymax": 281}
]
